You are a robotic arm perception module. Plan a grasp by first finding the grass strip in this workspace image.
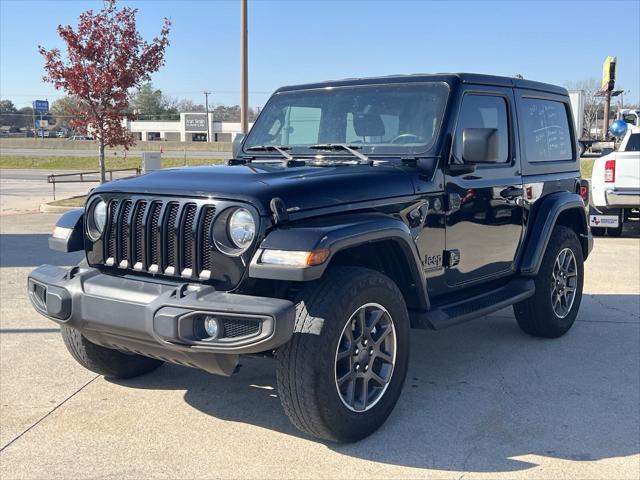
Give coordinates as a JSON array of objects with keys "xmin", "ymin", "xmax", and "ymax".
[{"xmin": 0, "ymin": 155, "xmax": 224, "ymax": 170}]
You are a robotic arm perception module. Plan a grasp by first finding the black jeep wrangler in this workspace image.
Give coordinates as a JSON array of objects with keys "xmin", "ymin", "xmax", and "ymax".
[{"xmin": 29, "ymin": 73, "xmax": 592, "ymax": 442}]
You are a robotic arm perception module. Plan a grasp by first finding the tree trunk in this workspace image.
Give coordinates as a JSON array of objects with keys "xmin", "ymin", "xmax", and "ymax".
[{"xmin": 99, "ymin": 141, "xmax": 106, "ymax": 183}]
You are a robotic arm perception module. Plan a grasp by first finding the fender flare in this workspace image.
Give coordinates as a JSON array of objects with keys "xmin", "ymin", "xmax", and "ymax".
[
  {"xmin": 48, "ymin": 208, "xmax": 84, "ymax": 253},
  {"xmin": 249, "ymin": 213, "xmax": 429, "ymax": 309},
  {"xmin": 519, "ymin": 192, "xmax": 590, "ymax": 275}
]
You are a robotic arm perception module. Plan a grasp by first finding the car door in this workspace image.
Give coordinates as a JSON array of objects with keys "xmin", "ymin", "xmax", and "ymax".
[{"xmin": 444, "ymin": 87, "xmax": 524, "ymax": 286}]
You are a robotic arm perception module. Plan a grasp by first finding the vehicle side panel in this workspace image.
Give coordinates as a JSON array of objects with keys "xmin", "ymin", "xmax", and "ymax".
[{"xmin": 443, "ymin": 84, "xmax": 524, "ymax": 287}]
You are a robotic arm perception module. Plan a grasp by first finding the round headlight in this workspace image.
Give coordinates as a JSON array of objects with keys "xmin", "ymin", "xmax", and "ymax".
[
  {"xmin": 87, "ymin": 199, "xmax": 107, "ymax": 240},
  {"xmin": 228, "ymin": 208, "xmax": 255, "ymax": 250},
  {"xmin": 93, "ymin": 200, "xmax": 107, "ymax": 233}
]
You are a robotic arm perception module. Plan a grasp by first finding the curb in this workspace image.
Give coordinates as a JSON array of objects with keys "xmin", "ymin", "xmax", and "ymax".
[{"xmin": 39, "ymin": 203, "xmax": 82, "ymax": 213}]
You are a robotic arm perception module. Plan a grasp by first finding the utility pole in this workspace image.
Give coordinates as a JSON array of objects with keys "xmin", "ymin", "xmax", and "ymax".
[
  {"xmin": 603, "ymin": 90, "xmax": 611, "ymax": 140},
  {"xmin": 240, "ymin": 0, "xmax": 249, "ymax": 134},
  {"xmin": 203, "ymin": 91, "xmax": 211, "ymax": 142}
]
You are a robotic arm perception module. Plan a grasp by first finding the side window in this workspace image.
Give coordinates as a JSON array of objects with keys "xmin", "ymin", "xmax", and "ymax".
[
  {"xmin": 454, "ymin": 94, "xmax": 509, "ymax": 163},
  {"xmin": 625, "ymin": 133, "xmax": 640, "ymax": 152},
  {"xmin": 283, "ymin": 106, "xmax": 322, "ymax": 145},
  {"xmin": 521, "ymin": 98, "xmax": 572, "ymax": 162}
]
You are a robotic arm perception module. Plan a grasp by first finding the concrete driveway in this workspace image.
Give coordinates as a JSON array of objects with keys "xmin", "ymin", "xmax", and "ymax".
[{"xmin": 0, "ymin": 213, "xmax": 638, "ymax": 479}]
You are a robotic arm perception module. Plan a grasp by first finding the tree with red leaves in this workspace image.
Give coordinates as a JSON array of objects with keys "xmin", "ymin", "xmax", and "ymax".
[{"xmin": 39, "ymin": 0, "xmax": 171, "ymax": 182}]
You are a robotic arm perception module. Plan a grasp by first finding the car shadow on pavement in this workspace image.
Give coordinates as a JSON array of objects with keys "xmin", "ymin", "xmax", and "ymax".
[
  {"xmin": 112, "ymin": 296, "xmax": 640, "ymax": 474},
  {"xmin": 0, "ymin": 234, "xmax": 83, "ymax": 267}
]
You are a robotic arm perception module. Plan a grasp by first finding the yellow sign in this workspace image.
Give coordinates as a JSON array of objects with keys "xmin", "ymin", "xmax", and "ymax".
[{"xmin": 602, "ymin": 56, "xmax": 616, "ymax": 91}]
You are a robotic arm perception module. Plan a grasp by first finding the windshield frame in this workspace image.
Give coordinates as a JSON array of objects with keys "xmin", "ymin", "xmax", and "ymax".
[{"xmin": 242, "ymin": 81, "xmax": 450, "ymax": 159}]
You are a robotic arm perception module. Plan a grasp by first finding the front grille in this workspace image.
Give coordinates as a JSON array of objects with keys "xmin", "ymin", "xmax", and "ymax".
[
  {"xmin": 133, "ymin": 201, "xmax": 147, "ymax": 268},
  {"xmin": 105, "ymin": 200, "xmax": 119, "ymax": 262},
  {"xmin": 199, "ymin": 206, "xmax": 216, "ymax": 274},
  {"xmin": 102, "ymin": 198, "xmax": 219, "ymax": 280},
  {"xmin": 119, "ymin": 200, "xmax": 133, "ymax": 267}
]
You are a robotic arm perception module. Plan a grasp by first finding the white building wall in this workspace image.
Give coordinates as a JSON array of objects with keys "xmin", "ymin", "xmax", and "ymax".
[{"xmin": 124, "ymin": 115, "xmax": 253, "ymax": 142}]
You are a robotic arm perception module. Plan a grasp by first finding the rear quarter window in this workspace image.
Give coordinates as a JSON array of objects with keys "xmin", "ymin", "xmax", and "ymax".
[
  {"xmin": 521, "ymin": 98, "xmax": 573, "ymax": 162},
  {"xmin": 624, "ymin": 133, "xmax": 640, "ymax": 152}
]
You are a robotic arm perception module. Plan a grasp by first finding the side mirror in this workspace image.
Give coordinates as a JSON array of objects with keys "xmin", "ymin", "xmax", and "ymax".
[
  {"xmin": 232, "ymin": 133, "xmax": 246, "ymax": 159},
  {"xmin": 462, "ymin": 128, "xmax": 500, "ymax": 163}
]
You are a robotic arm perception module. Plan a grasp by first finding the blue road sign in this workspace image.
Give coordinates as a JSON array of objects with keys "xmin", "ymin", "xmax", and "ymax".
[{"xmin": 33, "ymin": 100, "xmax": 49, "ymax": 113}]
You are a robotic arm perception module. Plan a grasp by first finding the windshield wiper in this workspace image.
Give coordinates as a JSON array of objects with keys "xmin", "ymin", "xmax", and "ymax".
[
  {"xmin": 308, "ymin": 144, "xmax": 369, "ymax": 163},
  {"xmin": 246, "ymin": 145, "xmax": 293, "ymax": 161}
]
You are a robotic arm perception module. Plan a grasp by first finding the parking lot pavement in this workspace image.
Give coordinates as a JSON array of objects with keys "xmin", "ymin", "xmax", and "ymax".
[{"xmin": 1, "ymin": 214, "xmax": 638, "ymax": 479}]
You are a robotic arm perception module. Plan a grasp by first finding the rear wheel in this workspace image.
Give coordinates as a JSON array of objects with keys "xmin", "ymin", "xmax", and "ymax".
[
  {"xmin": 514, "ymin": 226, "xmax": 584, "ymax": 338},
  {"xmin": 276, "ymin": 266, "xmax": 410, "ymax": 442},
  {"xmin": 61, "ymin": 326, "xmax": 164, "ymax": 379}
]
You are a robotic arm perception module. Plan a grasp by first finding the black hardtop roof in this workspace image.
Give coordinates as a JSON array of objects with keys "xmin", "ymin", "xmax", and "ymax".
[{"xmin": 275, "ymin": 73, "xmax": 567, "ymax": 96}]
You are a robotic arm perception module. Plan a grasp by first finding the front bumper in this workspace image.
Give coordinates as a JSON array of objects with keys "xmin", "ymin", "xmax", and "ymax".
[
  {"xmin": 606, "ymin": 189, "xmax": 640, "ymax": 209},
  {"xmin": 28, "ymin": 265, "xmax": 296, "ymax": 376}
]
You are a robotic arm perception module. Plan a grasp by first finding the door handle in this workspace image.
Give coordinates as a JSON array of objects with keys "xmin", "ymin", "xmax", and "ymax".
[{"xmin": 500, "ymin": 187, "xmax": 524, "ymax": 199}]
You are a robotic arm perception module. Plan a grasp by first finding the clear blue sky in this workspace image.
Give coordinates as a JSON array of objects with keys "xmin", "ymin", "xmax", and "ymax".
[{"xmin": 1, "ymin": 0, "xmax": 639, "ymax": 109}]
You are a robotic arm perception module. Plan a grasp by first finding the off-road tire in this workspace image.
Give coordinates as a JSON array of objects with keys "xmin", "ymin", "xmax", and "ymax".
[
  {"xmin": 276, "ymin": 266, "xmax": 410, "ymax": 443},
  {"xmin": 61, "ymin": 325, "xmax": 164, "ymax": 379},
  {"xmin": 514, "ymin": 226, "xmax": 584, "ymax": 338}
]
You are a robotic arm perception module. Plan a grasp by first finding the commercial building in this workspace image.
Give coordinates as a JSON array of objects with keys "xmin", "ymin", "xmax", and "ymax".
[{"xmin": 123, "ymin": 113, "xmax": 254, "ymax": 143}]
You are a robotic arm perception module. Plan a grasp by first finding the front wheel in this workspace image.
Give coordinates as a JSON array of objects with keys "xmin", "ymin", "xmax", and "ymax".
[
  {"xmin": 61, "ymin": 326, "xmax": 164, "ymax": 379},
  {"xmin": 514, "ymin": 226, "xmax": 584, "ymax": 338},
  {"xmin": 276, "ymin": 266, "xmax": 410, "ymax": 442}
]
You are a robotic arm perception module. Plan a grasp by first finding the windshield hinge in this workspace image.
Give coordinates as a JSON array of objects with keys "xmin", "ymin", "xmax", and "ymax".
[
  {"xmin": 228, "ymin": 158, "xmax": 248, "ymax": 165},
  {"xmin": 400, "ymin": 157, "xmax": 419, "ymax": 166}
]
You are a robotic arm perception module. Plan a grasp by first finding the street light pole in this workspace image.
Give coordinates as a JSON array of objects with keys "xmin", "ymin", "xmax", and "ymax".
[
  {"xmin": 240, "ymin": 0, "xmax": 248, "ymax": 134},
  {"xmin": 203, "ymin": 91, "xmax": 211, "ymax": 142}
]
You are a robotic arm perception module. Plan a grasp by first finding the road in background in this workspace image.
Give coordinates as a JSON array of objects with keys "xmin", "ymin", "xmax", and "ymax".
[
  {"xmin": 0, "ymin": 213, "xmax": 638, "ymax": 479},
  {"xmin": 0, "ymin": 169, "xmax": 140, "ymax": 215},
  {"xmin": 0, "ymin": 147, "xmax": 232, "ymax": 158}
]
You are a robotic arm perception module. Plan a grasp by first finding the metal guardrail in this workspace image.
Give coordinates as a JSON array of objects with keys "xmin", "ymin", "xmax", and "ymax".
[{"xmin": 47, "ymin": 168, "xmax": 140, "ymax": 199}]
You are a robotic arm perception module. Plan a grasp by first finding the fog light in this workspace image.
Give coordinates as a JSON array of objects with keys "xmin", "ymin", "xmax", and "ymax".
[{"xmin": 203, "ymin": 316, "xmax": 219, "ymax": 339}]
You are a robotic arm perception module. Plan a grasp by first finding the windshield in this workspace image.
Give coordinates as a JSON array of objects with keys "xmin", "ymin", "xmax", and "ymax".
[{"xmin": 244, "ymin": 82, "xmax": 449, "ymax": 156}]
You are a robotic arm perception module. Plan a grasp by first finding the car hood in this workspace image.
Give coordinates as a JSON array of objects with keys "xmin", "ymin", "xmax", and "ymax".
[{"xmin": 91, "ymin": 163, "xmax": 416, "ymax": 215}]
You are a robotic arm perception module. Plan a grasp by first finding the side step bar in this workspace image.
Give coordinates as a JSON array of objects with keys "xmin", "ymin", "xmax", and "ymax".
[{"xmin": 410, "ymin": 278, "xmax": 535, "ymax": 330}]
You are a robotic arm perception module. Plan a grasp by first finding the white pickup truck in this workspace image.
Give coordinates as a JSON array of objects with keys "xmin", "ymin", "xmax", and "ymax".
[{"xmin": 590, "ymin": 126, "xmax": 640, "ymax": 236}]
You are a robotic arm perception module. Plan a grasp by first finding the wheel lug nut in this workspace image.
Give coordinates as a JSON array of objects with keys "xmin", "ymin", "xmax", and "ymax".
[
  {"xmin": 354, "ymin": 363, "xmax": 360, "ymax": 371},
  {"xmin": 369, "ymin": 348, "xmax": 374, "ymax": 355},
  {"xmin": 363, "ymin": 339, "xmax": 368, "ymax": 346},
  {"xmin": 364, "ymin": 364, "xmax": 369, "ymax": 371},
  {"xmin": 354, "ymin": 348, "xmax": 359, "ymax": 355}
]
